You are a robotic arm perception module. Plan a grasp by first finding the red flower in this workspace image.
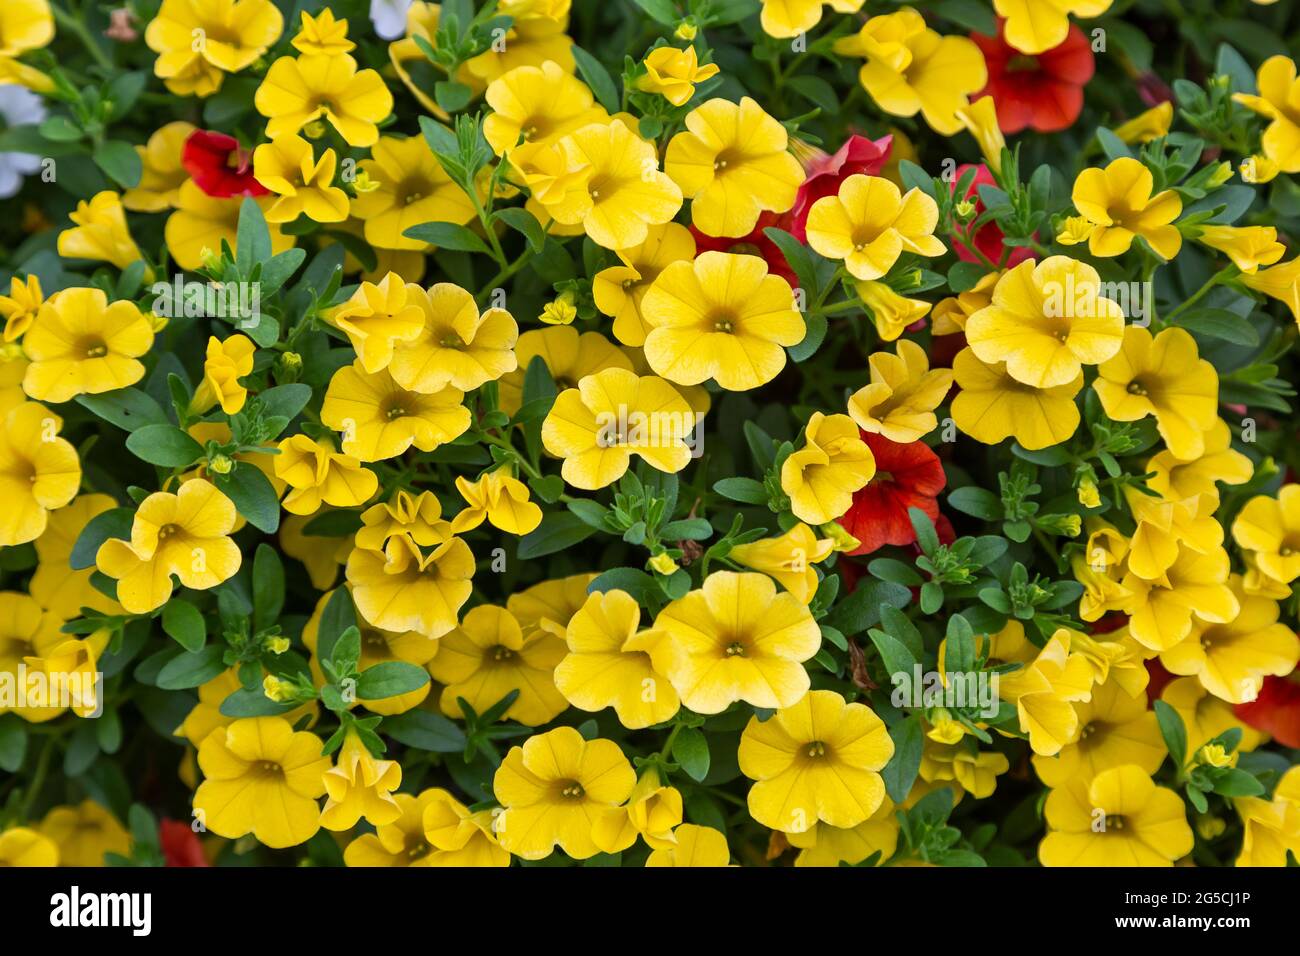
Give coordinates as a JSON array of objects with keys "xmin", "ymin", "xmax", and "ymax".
[
  {"xmin": 160, "ymin": 819, "xmax": 209, "ymax": 867},
  {"xmin": 691, "ymin": 211, "xmax": 798, "ymax": 286},
  {"xmin": 1142, "ymin": 656, "xmax": 1175, "ymax": 706},
  {"xmin": 181, "ymin": 130, "xmax": 269, "ymax": 199},
  {"xmin": 972, "ymin": 23, "xmax": 1094, "ymax": 134},
  {"xmin": 840, "ymin": 432, "xmax": 947, "ymax": 556},
  {"xmin": 1236, "ymin": 676, "xmax": 1300, "ymax": 749},
  {"xmin": 950, "ymin": 163, "xmax": 1034, "ymax": 269},
  {"xmin": 787, "ymin": 134, "xmax": 893, "ymax": 242}
]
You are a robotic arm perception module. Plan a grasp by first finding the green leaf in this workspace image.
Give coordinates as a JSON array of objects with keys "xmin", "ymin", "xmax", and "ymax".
[
  {"xmin": 213, "ymin": 463, "xmax": 280, "ymax": 533},
  {"xmin": 660, "ymin": 518, "xmax": 712, "ymax": 540},
  {"xmin": 881, "ymin": 715, "xmax": 923, "ymax": 803},
  {"xmin": 673, "ymin": 727, "xmax": 711, "ymax": 782},
  {"xmin": 1208, "ymin": 768, "xmax": 1265, "ymax": 798},
  {"xmin": 824, "ymin": 579, "xmax": 911, "ymax": 635},
  {"xmin": 762, "ymin": 227, "xmax": 817, "ymax": 296},
  {"xmin": 402, "ymin": 220, "xmax": 491, "ymax": 253},
  {"xmin": 330, "ymin": 625, "xmax": 362, "ymax": 677},
  {"xmin": 518, "ymin": 512, "xmax": 597, "ymax": 558},
  {"xmin": 355, "ymin": 661, "xmax": 431, "ymax": 699},
  {"xmin": 0, "ymin": 715, "xmax": 27, "ymax": 773},
  {"xmin": 588, "ymin": 567, "xmax": 659, "ymax": 603},
  {"xmin": 382, "ymin": 709, "xmax": 467, "ymax": 752},
  {"xmin": 712, "ymin": 477, "xmax": 768, "ymax": 504},
  {"xmin": 434, "ymin": 80, "xmax": 473, "ymax": 113},
  {"xmin": 236, "ymin": 198, "xmax": 272, "ymax": 274},
  {"xmin": 93, "ymin": 140, "xmax": 143, "ymax": 188},
  {"xmin": 156, "ymin": 646, "xmax": 227, "ymax": 690},
  {"xmin": 570, "ymin": 44, "xmax": 619, "ymax": 113},
  {"xmin": 70, "ymin": 507, "xmax": 134, "ymax": 570},
  {"xmin": 932, "ymin": 0, "xmax": 996, "ymax": 33},
  {"xmin": 125, "ymin": 424, "xmax": 203, "ymax": 467},
  {"xmin": 252, "ymin": 544, "xmax": 285, "ymax": 631},
  {"xmin": 628, "ymin": 0, "xmax": 678, "ymax": 25},
  {"xmin": 219, "ymin": 688, "xmax": 297, "ymax": 718},
  {"xmin": 1175, "ymin": 308, "xmax": 1259, "ymax": 346},
  {"xmin": 161, "ymin": 600, "xmax": 206, "ymax": 653},
  {"xmin": 1154, "ymin": 699, "xmax": 1187, "ymax": 768},
  {"xmin": 867, "ymin": 626, "xmax": 918, "ymax": 677},
  {"xmin": 315, "ymin": 587, "xmax": 357, "ymax": 665},
  {"xmin": 257, "ymin": 383, "xmax": 312, "ymax": 422},
  {"xmin": 77, "ymin": 388, "xmax": 170, "ymax": 431},
  {"xmin": 494, "ymin": 207, "xmax": 546, "ymax": 253}
]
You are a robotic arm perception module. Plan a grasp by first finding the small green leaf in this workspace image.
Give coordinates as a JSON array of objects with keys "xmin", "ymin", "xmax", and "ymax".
[
  {"xmin": 161, "ymin": 599, "xmax": 206, "ymax": 653},
  {"xmin": 125, "ymin": 425, "xmax": 203, "ymax": 467},
  {"xmin": 672, "ymin": 727, "xmax": 711, "ymax": 782}
]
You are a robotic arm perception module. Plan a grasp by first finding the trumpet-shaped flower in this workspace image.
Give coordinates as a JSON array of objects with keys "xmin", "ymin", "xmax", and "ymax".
[
  {"xmin": 637, "ymin": 45, "xmax": 719, "ymax": 107},
  {"xmin": 255, "ymin": 53, "xmax": 393, "ymax": 147},
  {"xmin": 145, "ymin": 0, "xmax": 283, "ymax": 97},
  {"xmin": 22, "ymin": 287, "xmax": 153, "ymax": 403},
  {"xmin": 0, "ymin": 402, "xmax": 79, "ymax": 547},
  {"xmin": 388, "ymin": 283, "xmax": 518, "ymax": 393},
  {"xmin": 1233, "ymin": 56, "xmax": 1300, "ymax": 173},
  {"xmin": 351, "ymin": 134, "xmax": 477, "ymax": 250},
  {"xmin": 321, "ymin": 362, "xmax": 470, "ymax": 462},
  {"xmin": 252, "ymin": 134, "xmax": 349, "ymax": 223},
  {"xmin": 320, "ymin": 731, "xmax": 402, "ymax": 831},
  {"xmin": 950, "ymin": 347, "xmax": 1082, "ymax": 450},
  {"xmin": 191, "ymin": 333, "xmax": 255, "ymax": 415},
  {"xmin": 57, "ymin": 191, "xmax": 143, "ymax": 271},
  {"xmin": 1232, "ymin": 485, "xmax": 1300, "ymax": 587},
  {"xmin": 1071, "ymin": 157, "xmax": 1182, "ymax": 259},
  {"xmin": 346, "ymin": 532, "xmax": 474, "ymax": 640},
  {"xmin": 274, "ymin": 434, "xmax": 378, "ymax": 515},
  {"xmin": 1031, "ymin": 677, "xmax": 1164, "ymax": 788},
  {"xmin": 645, "ymin": 824, "xmax": 731, "ymax": 866},
  {"xmin": 326, "ymin": 272, "xmax": 426, "ymax": 374},
  {"xmin": 484, "ymin": 59, "xmax": 606, "ymax": 160},
  {"xmin": 1123, "ymin": 545, "xmax": 1239, "ymax": 652},
  {"xmin": 806, "ymin": 175, "xmax": 944, "ymax": 280},
  {"xmin": 780, "ymin": 413, "xmax": 876, "ymax": 526},
  {"xmin": 592, "ymin": 222, "xmax": 695, "ymax": 348},
  {"xmin": 848, "ymin": 339, "xmax": 953, "ymax": 443},
  {"xmin": 994, "ymin": 0, "xmax": 1114, "ymax": 56},
  {"xmin": 451, "ymin": 468, "xmax": 542, "ymax": 536},
  {"xmin": 728, "ymin": 523, "xmax": 834, "ymax": 604}
]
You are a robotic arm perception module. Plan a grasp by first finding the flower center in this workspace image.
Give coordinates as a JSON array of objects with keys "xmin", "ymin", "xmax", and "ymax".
[
  {"xmin": 559, "ymin": 780, "xmax": 585, "ymax": 800},
  {"xmin": 710, "ymin": 310, "xmax": 737, "ymax": 333},
  {"xmin": 398, "ymin": 178, "xmax": 431, "ymax": 206},
  {"xmin": 725, "ymin": 641, "xmax": 746, "ymax": 657},
  {"xmin": 1104, "ymin": 814, "xmax": 1127, "ymax": 831},
  {"xmin": 157, "ymin": 523, "xmax": 182, "ymax": 540},
  {"xmin": 1007, "ymin": 54, "xmax": 1040, "ymax": 72},
  {"xmin": 713, "ymin": 148, "xmax": 741, "ymax": 172},
  {"xmin": 78, "ymin": 336, "xmax": 109, "ymax": 358},
  {"xmin": 805, "ymin": 741, "xmax": 827, "ymax": 758},
  {"xmin": 1126, "ymin": 380, "xmax": 1148, "ymax": 396},
  {"xmin": 491, "ymin": 645, "xmax": 516, "ymax": 662},
  {"xmin": 255, "ymin": 761, "xmax": 283, "ymax": 778}
]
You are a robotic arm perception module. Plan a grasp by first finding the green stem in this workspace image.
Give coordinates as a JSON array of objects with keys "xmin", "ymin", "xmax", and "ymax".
[
  {"xmin": 1164, "ymin": 267, "xmax": 1232, "ymax": 323},
  {"xmin": 20, "ymin": 736, "xmax": 56, "ymax": 822},
  {"xmin": 52, "ymin": 5, "xmax": 113, "ymax": 72}
]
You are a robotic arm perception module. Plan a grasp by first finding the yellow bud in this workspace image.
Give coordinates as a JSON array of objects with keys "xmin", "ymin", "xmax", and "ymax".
[
  {"xmin": 648, "ymin": 551, "xmax": 678, "ymax": 575},
  {"xmin": 351, "ymin": 169, "xmax": 380, "ymax": 194},
  {"xmin": 674, "ymin": 21, "xmax": 697, "ymax": 40},
  {"xmin": 262, "ymin": 674, "xmax": 292, "ymax": 702},
  {"xmin": 208, "ymin": 454, "xmax": 234, "ymax": 475},
  {"xmin": 302, "ymin": 120, "xmax": 327, "ymax": 139},
  {"xmin": 267, "ymin": 636, "xmax": 290, "ymax": 654},
  {"xmin": 954, "ymin": 199, "xmax": 976, "ymax": 219},
  {"xmin": 1195, "ymin": 815, "xmax": 1226, "ymax": 840},
  {"xmin": 819, "ymin": 522, "xmax": 861, "ymax": 553},
  {"xmin": 1197, "ymin": 743, "xmax": 1232, "ymax": 768},
  {"xmin": 540, "ymin": 290, "xmax": 577, "ymax": 326},
  {"xmin": 927, "ymin": 711, "xmax": 966, "ymax": 745},
  {"xmin": 1240, "ymin": 155, "xmax": 1279, "ymax": 184},
  {"xmin": 1056, "ymin": 215, "xmax": 1095, "ymax": 246},
  {"xmin": 1206, "ymin": 161, "xmax": 1233, "ymax": 188},
  {"xmin": 1077, "ymin": 476, "xmax": 1101, "ymax": 509}
]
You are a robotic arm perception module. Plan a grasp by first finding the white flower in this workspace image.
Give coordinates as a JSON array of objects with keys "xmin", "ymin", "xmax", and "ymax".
[
  {"xmin": 0, "ymin": 84, "xmax": 46, "ymax": 199},
  {"xmin": 369, "ymin": 0, "xmax": 413, "ymax": 40}
]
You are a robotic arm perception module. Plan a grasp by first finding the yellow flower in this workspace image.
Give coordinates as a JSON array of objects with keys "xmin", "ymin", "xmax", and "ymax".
[
  {"xmin": 164, "ymin": 180, "xmax": 293, "ymax": 271},
  {"xmin": 967, "ymin": 256, "xmax": 1125, "ymax": 390},
  {"xmin": 592, "ymin": 222, "xmax": 695, "ymax": 348},
  {"xmin": 645, "ymin": 823, "xmax": 730, "ymax": 866},
  {"xmin": 0, "ymin": 402, "xmax": 80, "ymax": 546},
  {"xmin": 1161, "ymin": 576, "xmax": 1299, "ymax": 704},
  {"xmin": 1146, "ymin": 419, "xmax": 1252, "ymax": 503},
  {"xmin": 648, "ymin": 551, "xmax": 678, "ymax": 575},
  {"xmin": 30, "ymin": 494, "xmax": 122, "ymax": 621},
  {"xmin": 344, "ymin": 789, "xmax": 508, "ymax": 866},
  {"xmin": 1122, "ymin": 545, "xmax": 1239, "ymax": 652},
  {"xmin": 498, "ymin": 327, "xmax": 632, "ymax": 416},
  {"xmin": 389, "ymin": 283, "xmax": 518, "ymax": 392},
  {"xmin": 1124, "ymin": 486, "xmax": 1223, "ymax": 582},
  {"xmin": 641, "ymin": 251, "xmax": 803, "ymax": 391},
  {"xmin": 540, "ymin": 291, "xmax": 577, "ymax": 326},
  {"xmin": 350, "ymin": 134, "xmax": 476, "ymax": 250},
  {"xmin": 39, "ymin": 800, "xmax": 130, "ymax": 867},
  {"xmin": 1039, "ymin": 764, "xmax": 1192, "ymax": 866},
  {"xmin": 728, "ymin": 523, "xmax": 834, "ymax": 604},
  {"xmin": 833, "ymin": 9, "xmax": 987, "ymax": 135},
  {"xmin": 493, "ymin": 725, "xmax": 636, "ymax": 860},
  {"xmin": 274, "ymin": 434, "xmax": 377, "ymax": 515},
  {"xmin": 995, "ymin": 0, "xmax": 1114, "ymax": 56},
  {"xmin": 1032, "ymin": 678, "xmax": 1164, "ymax": 788},
  {"xmin": 592, "ymin": 767, "xmax": 683, "ymax": 853},
  {"xmin": 145, "ymin": 0, "xmax": 283, "ymax": 97},
  {"xmin": 291, "ymin": 8, "xmax": 354, "ymax": 56},
  {"xmin": 1241, "ymin": 154, "xmax": 1280, "ymax": 184},
  {"xmin": 484, "ymin": 60, "xmax": 606, "ymax": 161},
  {"xmin": 451, "ymin": 468, "xmax": 542, "ymax": 536},
  {"xmin": 1113, "ymin": 102, "xmax": 1173, "ymax": 144},
  {"xmin": 1055, "ymin": 215, "xmax": 1094, "ymax": 246},
  {"xmin": 355, "ymin": 489, "xmax": 453, "ymax": 552},
  {"xmin": 320, "ymin": 731, "xmax": 403, "ymax": 831},
  {"xmin": 252, "ymin": 134, "xmax": 349, "ymax": 223},
  {"xmin": 1162, "ymin": 677, "xmax": 1263, "ymax": 755},
  {"xmin": 347, "ymin": 532, "xmax": 474, "ymax": 640},
  {"xmin": 189, "ymin": 333, "xmax": 256, "ymax": 415},
  {"xmin": 460, "ymin": 15, "xmax": 576, "ymax": 90},
  {"xmin": 854, "ymin": 280, "xmax": 930, "ymax": 342},
  {"xmin": 921, "ymin": 743, "xmax": 1009, "ymax": 799},
  {"xmin": 781, "ymin": 412, "xmax": 875, "ymax": 525},
  {"xmin": 1093, "ymin": 326, "xmax": 1217, "ymax": 460},
  {"xmin": 21, "ymin": 287, "xmax": 153, "ymax": 403},
  {"xmin": 848, "ymin": 339, "xmax": 952, "ymax": 443},
  {"xmin": 0, "ymin": 593, "xmax": 104, "ymax": 722},
  {"xmin": 123, "ymin": 121, "xmax": 195, "ymax": 212},
  {"xmin": 0, "ymin": 272, "xmax": 41, "ymax": 342},
  {"xmin": 1235, "ymin": 766, "xmax": 1300, "ymax": 867},
  {"xmin": 739, "ymin": 689, "xmax": 892, "ymax": 833},
  {"xmin": 256, "ymin": 52, "xmax": 392, "ymax": 147},
  {"xmin": 326, "ymin": 272, "xmax": 426, "ymax": 374},
  {"xmin": 932, "ymin": 269, "xmax": 997, "ymax": 335},
  {"xmin": 1240, "ymin": 256, "xmax": 1300, "ymax": 325},
  {"xmin": 1071, "ymin": 157, "xmax": 1182, "ymax": 259},
  {"xmin": 57, "ymin": 191, "xmax": 143, "ymax": 271},
  {"xmin": 95, "ymin": 479, "xmax": 242, "ymax": 614},
  {"xmin": 507, "ymin": 573, "xmax": 597, "ymax": 639},
  {"xmin": 1233, "ymin": 55, "xmax": 1300, "ymax": 173},
  {"xmin": 785, "ymin": 798, "xmax": 898, "ymax": 867},
  {"xmin": 758, "ymin": 0, "xmax": 863, "ymax": 38},
  {"xmin": 553, "ymin": 589, "xmax": 680, "ymax": 729},
  {"xmin": 650, "ymin": 570, "xmax": 821, "ymax": 714},
  {"xmin": 806, "ymin": 174, "xmax": 944, "ymax": 281},
  {"xmin": 321, "ymin": 361, "xmax": 471, "ymax": 462},
  {"xmin": 637, "ymin": 45, "xmax": 719, "ymax": 107},
  {"xmin": 0, "ymin": 826, "xmax": 58, "ymax": 866},
  {"xmin": 665, "ymin": 96, "xmax": 804, "ymax": 238},
  {"xmin": 1195, "ymin": 224, "xmax": 1285, "ymax": 274},
  {"xmin": 536, "ymin": 119, "xmax": 683, "ymax": 250},
  {"xmin": 955, "ymin": 95, "xmax": 1005, "ymax": 173},
  {"xmin": 1232, "ymin": 485, "xmax": 1300, "ymax": 587},
  {"xmin": 193, "ymin": 716, "xmax": 332, "ymax": 849},
  {"xmin": 997, "ymin": 629, "xmax": 1094, "ymax": 756},
  {"xmin": 541, "ymin": 367, "xmax": 695, "ymax": 490},
  {"xmin": 950, "ymin": 347, "xmax": 1081, "ymax": 450}
]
